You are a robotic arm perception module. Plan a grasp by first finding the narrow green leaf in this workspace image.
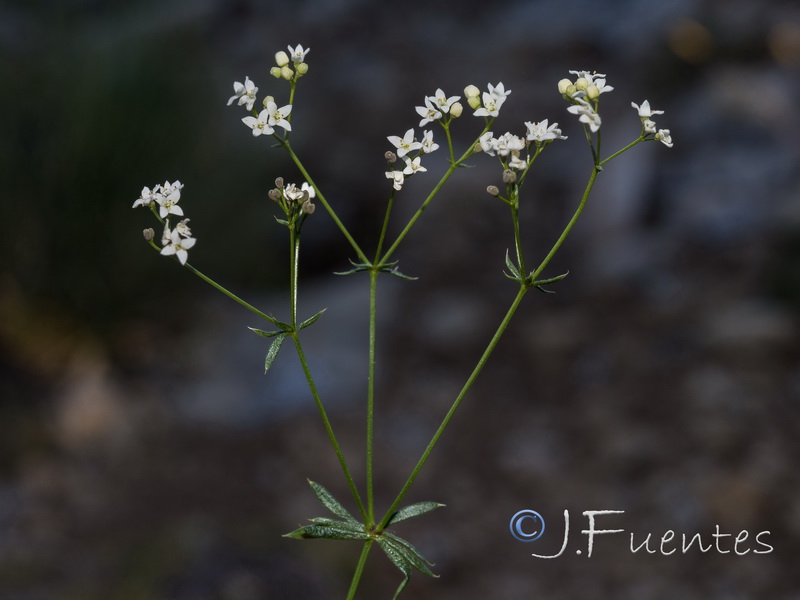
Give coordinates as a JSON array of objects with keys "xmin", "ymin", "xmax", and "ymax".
[
  {"xmin": 308, "ymin": 480, "xmax": 358, "ymax": 523},
  {"xmin": 536, "ymin": 285, "xmax": 557, "ymax": 294},
  {"xmin": 248, "ymin": 326, "xmax": 284, "ymax": 338},
  {"xmin": 531, "ymin": 270, "xmax": 569, "ymax": 286},
  {"xmin": 274, "ymin": 217, "xmax": 290, "ymax": 226},
  {"xmin": 386, "ymin": 501, "xmax": 445, "ymax": 526},
  {"xmin": 283, "ymin": 522, "xmax": 370, "ymax": 541},
  {"xmin": 376, "ymin": 538, "xmax": 413, "ymax": 600},
  {"xmin": 504, "ymin": 250, "xmax": 521, "ymax": 278},
  {"xmin": 298, "ymin": 308, "xmax": 327, "ymax": 330},
  {"xmin": 264, "ymin": 333, "xmax": 287, "ymax": 373},
  {"xmin": 384, "ymin": 533, "xmax": 437, "ymax": 577},
  {"xmin": 386, "ymin": 266, "xmax": 418, "ymax": 281}
]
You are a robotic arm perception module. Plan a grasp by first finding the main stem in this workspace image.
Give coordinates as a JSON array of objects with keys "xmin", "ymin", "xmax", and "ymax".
[{"xmin": 366, "ymin": 269, "xmax": 378, "ymax": 524}]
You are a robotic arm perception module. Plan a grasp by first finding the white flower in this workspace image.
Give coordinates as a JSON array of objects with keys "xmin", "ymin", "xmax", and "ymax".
[
  {"xmin": 242, "ymin": 109, "xmax": 275, "ymax": 136},
  {"xmin": 133, "ymin": 186, "xmax": 157, "ymax": 209},
  {"xmin": 525, "ymin": 119, "xmax": 567, "ymax": 142},
  {"xmin": 402, "ymin": 156, "xmax": 426, "ymax": 175},
  {"xmin": 567, "ymin": 98, "xmax": 601, "ymax": 132},
  {"xmin": 588, "ymin": 77, "xmax": 614, "ymax": 96},
  {"xmin": 160, "ymin": 221, "xmax": 196, "ymax": 266},
  {"xmin": 387, "ymin": 128, "xmax": 421, "ymax": 158},
  {"xmin": 493, "ymin": 132, "xmax": 525, "ymax": 157},
  {"xmin": 655, "ymin": 129, "xmax": 673, "ymax": 148},
  {"xmin": 509, "ymin": 154, "xmax": 527, "ymax": 170},
  {"xmin": 420, "ymin": 130, "xmax": 439, "ymax": 154},
  {"xmin": 227, "ymin": 76, "xmax": 258, "ymax": 111},
  {"xmin": 155, "ymin": 183, "xmax": 184, "ymax": 219},
  {"xmin": 427, "ymin": 88, "xmax": 460, "ymax": 114},
  {"xmin": 643, "ymin": 119, "xmax": 657, "ymax": 134},
  {"xmin": 301, "ymin": 182, "xmax": 316, "ymax": 199},
  {"xmin": 415, "ymin": 97, "xmax": 442, "ymax": 127},
  {"xmin": 288, "ymin": 44, "xmax": 310, "ymax": 64},
  {"xmin": 478, "ymin": 131, "xmax": 497, "ymax": 155},
  {"xmin": 473, "ymin": 83, "xmax": 510, "ymax": 118},
  {"xmin": 265, "ymin": 100, "xmax": 292, "ymax": 131},
  {"xmin": 175, "ymin": 218, "xmax": 192, "ymax": 238},
  {"xmin": 631, "ymin": 100, "xmax": 664, "ymax": 119},
  {"xmin": 385, "ymin": 170, "xmax": 404, "ymax": 191}
]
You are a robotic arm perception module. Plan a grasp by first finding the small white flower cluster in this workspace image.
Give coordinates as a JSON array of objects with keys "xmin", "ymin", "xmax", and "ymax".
[
  {"xmin": 227, "ymin": 44, "xmax": 308, "ymax": 137},
  {"xmin": 631, "ymin": 100, "xmax": 673, "ymax": 147},
  {"xmin": 465, "ymin": 82, "xmax": 511, "ymax": 118},
  {"xmin": 558, "ymin": 70, "xmax": 613, "ymax": 133},
  {"xmin": 415, "ymin": 88, "xmax": 462, "ymax": 126},
  {"xmin": 132, "ymin": 180, "xmax": 197, "ymax": 265},
  {"xmin": 384, "ymin": 126, "xmax": 440, "ymax": 191},
  {"xmin": 478, "ymin": 119, "xmax": 567, "ymax": 171},
  {"xmin": 269, "ymin": 178, "xmax": 316, "ymax": 216}
]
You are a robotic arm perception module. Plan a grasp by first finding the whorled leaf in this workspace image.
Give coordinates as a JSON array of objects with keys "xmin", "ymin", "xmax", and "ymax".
[
  {"xmin": 308, "ymin": 480, "xmax": 358, "ymax": 523},
  {"xmin": 263, "ymin": 333, "xmax": 287, "ymax": 373},
  {"xmin": 504, "ymin": 249, "xmax": 521, "ymax": 279},
  {"xmin": 298, "ymin": 308, "xmax": 327, "ymax": 330},
  {"xmin": 385, "ymin": 501, "xmax": 445, "ymax": 526},
  {"xmin": 377, "ymin": 532, "xmax": 438, "ymax": 599},
  {"xmin": 283, "ymin": 520, "xmax": 370, "ymax": 541}
]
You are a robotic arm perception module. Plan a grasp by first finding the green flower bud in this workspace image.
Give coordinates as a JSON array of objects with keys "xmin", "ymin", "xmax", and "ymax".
[
  {"xmin": 275, "ymin": 51, "xmax": 290, "ymax": 67},
  {"xmin": 449, "ymin": 101, "xmax": 463, "ymax": 118},
  {"xmin": 281, "ymin": 66, "xmax": 294, "ymax": 80},
  {"xmin": 467, "ymin": 95, "xmax": 482, "ymax": 110},
  {"xmin": 574, "ymin": 77, "xmax": 589, "ymax": 91},
  {"xmin": 586, "ymin": 84, "xmax": 600, "ymax": 100},
  {"xmin": 270, "ymin": 66, "xmax": 283, "ymax": 79},
  {"xmin": 296, "ymin": 62, "xmax": 309, "ymax": 76},
  {"xmin": 262, "ymin": 94, "xmax": 275, "ymax": 108}
]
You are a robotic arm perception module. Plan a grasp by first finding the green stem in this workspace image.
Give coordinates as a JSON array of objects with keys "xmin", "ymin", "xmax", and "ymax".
[
  {"xmin": 284, "ymin": 144, "xmax": 370, "ymax": 264},
  {"xmin": 292, "ymin": 334, "xmax": 368, "ymax": 522},
  {"xmin": 182, "ymin": 262, "xmax": 279, "ymax": 326},
  {"xmin": 366, "ymin": 269, "xmax": 378, "ymax": 524},
  {"xmin": 599, "ymin": 137, "xmax": 643, "ymax": 166},
  {"xmin": 378, "ymin": 284, "xmax": 528, "ymax": 529},
  {"xmin": 530, "ymin": 166, "xmax": 599, "ymax": 281},
  {"xmin": 345, "ymin": 540, "xmax": 374, "ymax": 600},
  {"xmin": 289, "ymin": 225, "xmax": 299, "ymax": 327},
  {"xmin": 374, "ymin": 190, "xmax": 396, "ymax": 264},
  {"xmin": 511, "ymin": 188, "xmax": 525, "ymax": 275}
]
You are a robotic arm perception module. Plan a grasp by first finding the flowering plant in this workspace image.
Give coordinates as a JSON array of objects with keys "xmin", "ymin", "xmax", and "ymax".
[{"xmin": 132, "ymin": 48, "xmax": 671, "ymax": 598}]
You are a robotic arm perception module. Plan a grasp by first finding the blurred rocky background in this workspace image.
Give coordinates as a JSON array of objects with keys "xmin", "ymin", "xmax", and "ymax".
[{"xmin": 2, "ymin": 0, "xmax": 800, "ymax": 598}]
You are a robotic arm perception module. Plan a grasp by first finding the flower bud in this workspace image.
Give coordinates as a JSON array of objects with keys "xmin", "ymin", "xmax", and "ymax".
[
  {"xmin": 262, "ymin": 94, "xmax": 275, "ymax": 108},
  {"xmin": 275, "ymin": 51, "xmax": 290, "ymax": 67},
  {"xmin": 296, "ymin": 62, "xmax": 309, "ymax": 76},
  {"xmin": 268, "ymin": 188, "xmax": 282, "ymax": 202},
  {"xmin": 486, "ymin": 185, "xmax": 500, "ymax": 196},
  {"xmin": 502, "ymin": 169, "xmax": 517, "ymax": 184},
  {"xmin": 384, "ymin": 151, "xmax": 397, "ymax": 164},
  {"xmin": 574, "ymin": 77, "xmax": 589, "ymax": 91},
  {"xmin": 464, "ymin": 84, "xmax": 480, "ymax": 99},
  {"xmin": 143, "ymin": 228, "xmax": 155, "ymax": 242},
  {"xmin": 302, "ymin": 200, "xmax": 316, "ymax": 214},
  {"xmin": 586, "ymin": 84, "xmax": 600, "ymax": 100},
  {"xmin": 467, "ymin": 95, "xmax": 482, "ymax": 110},
  {"xmin": 270, "ymin": 66, "xmax": 283, "ymax": 79},
  {"xmin": 275, "ymin": 177, "xmax": 284, "ymax": 188},
  {"xmin": 557, "ymin": 78, "xmax": 573, "ymax": 95},
  {"xmin": 449, "ymin": 101, "xmax": 463, "ymax": 118},
  {"xmin": 281, "ymin": 66, "xmax": 294, "ymax": 80}
]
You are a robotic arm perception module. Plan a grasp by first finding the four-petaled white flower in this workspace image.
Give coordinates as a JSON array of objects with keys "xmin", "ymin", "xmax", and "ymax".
[
  {"xmin": 288, "ymin": 44, "xmax": 310, "ymax": 64},
  {"xmin": 479, "ymin": 131, "xmax": 497, "ymax": 155},
  {"xmin": 415, "ymin": 97, "xmax": 442, "ymax": 127},
  {"xmin": 160, "ymin": 220, "xmax": 197, "ymax": 266},
  {"xmin": 473, "ymin": 83, "xmax": 510, "ymax": 118},
  {"xmin": 403, "ymin": 156, "xmax": 427, "ymax": 175},
  {"xmin": 387, "ymin": 128, "xmax": 422, "ymax": 157},
  {"xmin": 242, "ymin": 109, "xmax": 275, "ymax": 136},
  {"xmin": 487, "ymin": 82, "xmax": 511, "ymax": 102},
  {"xmin": 386, "ymin": 170, "xmax": 405, "ymax": 191},
  {"xmin": 155, "ymin": 181, "xmax": 184, "ymax": 218},
  {"xmin": 265, "ymin": 100, "xmax": 293, "ymax": 131},
  {"xmin": 227, "ymin": 76, "xmax": 258, "ymax": 111},
  {"xmin": 566, "ymin": 98, "xmax": 602, "ymax": 132},
  {"xmin": 427, "ymin": 88, "xmax": 460, "ymax": 114},
  {"xmin": 133, "ymin": 186, "xmax": 157, "ymax": 209},
  {"xmin": 525, "ymin": 119, "xmax": 567, "ymax": 143},
  {"xmin": 631, "ymin": 100, "xmax": 664, "ymax": 119},
  {"xmin": 655, "ymin": 129, "xmax": 673, "ymax": 148},
  {"xmin": 420, "ymin": 130, "xmax": 439, "ymax": 154}
]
